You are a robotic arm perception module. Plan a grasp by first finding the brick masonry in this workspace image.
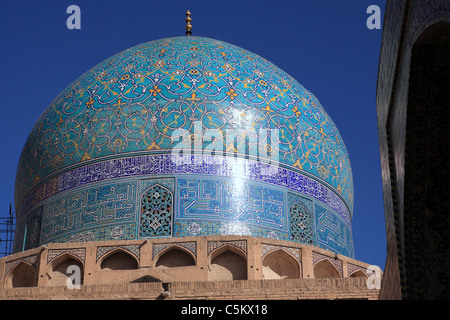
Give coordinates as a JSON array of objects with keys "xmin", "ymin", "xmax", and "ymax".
[
  {"xmin": 0, "ymin": 277, "xmax": 379, "ymax": 300},
  {"xmin": 0, "ymin": 236, "xmax": 379, "ymax": 299}
]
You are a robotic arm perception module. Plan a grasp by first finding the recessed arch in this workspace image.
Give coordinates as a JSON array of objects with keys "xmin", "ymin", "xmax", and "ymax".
[
  {"xmin": 262, "ymin": 249, "xmax": 301, "ymax": 279},
  {"xmin": 209, "ymin": 244, "xmax": 247, "ymax": 262},
  {"xmin": 403, "ymin": 20, "xmax": 450, "ymax": 299},
  {"xmin": 313, "ymin": 259, "xmax": 341, "ymax": 278},
  {"xmin": 155, "ymin": 245, "xmax": 196, "ymax": 268},
  {"xmin": 5, "ymin": 261, "xmax": 37, "ymax": 288},
  {"xmin": 349, "ymin": 270, "xmax": 368, "ymax": 278},
  {"xmin": 49, "ymin": 252, "xmax": 85, "ymax": 268},
  {"xmin": 99, "ymin": 248, "xmax": 139, "ymax": 270},
  {"xmin": 209, "ymin": 245, "xmax": 247, "ymax": 281},
  {"xmin": 49, "ymin": 253, "xmax": 85, "ymax": 287}
]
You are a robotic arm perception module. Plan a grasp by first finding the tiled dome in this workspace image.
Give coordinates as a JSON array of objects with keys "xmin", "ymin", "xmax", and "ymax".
[{"xmin": 14, "ymin": 36, "xmax": 355, "ymax": 257}]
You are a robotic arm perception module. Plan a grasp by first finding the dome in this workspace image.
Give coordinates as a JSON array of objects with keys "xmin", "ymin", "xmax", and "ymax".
[{"xmin": 14, "ymin": 36, "xmax": 354, "ymax": 257}]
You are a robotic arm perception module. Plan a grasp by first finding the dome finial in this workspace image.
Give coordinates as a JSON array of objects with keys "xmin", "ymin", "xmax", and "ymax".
[{"xmin": 185, "ymin": 10, "xmax": 192, "ymax": 36}]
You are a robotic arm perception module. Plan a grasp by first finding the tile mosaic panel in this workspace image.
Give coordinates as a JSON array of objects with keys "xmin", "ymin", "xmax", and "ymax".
[
  {"xmin": 152, "ymin": 241, "xmax": 197, "ymax": 259},
  {"xmin": 47, "ymin": 223, "xmax": 137, "ymax": 244},
  {"xmin": 173, "ymin": 219, "xmax": 289, "ymax": 241},
  {"xmin": 140, "ymin": 184, "xmax": 173, "ymax": 237},
  {"xmin": 347, "ymin": 263, "xmax": 368, "ymax": 276},
  {"xmin": 207, "ymin": 240, "xmax": 247, "ymax": 255},
  {"xmin": 47, "ymin": 248, "xmax": 86, "ymax": 264},
  {"xmin": 261, "ymin": 244, "xmax": 302, "ymax": 264},
  {"xmin": 288, "ymin": 193, "xmax": 314, "ymax": 245},
  {"xmin": 175, "ymin": 178, "xmax": 287, "ymax": 234},
  {"xmin": 15, "ymin": 172, "xmax": 355, "ymax": 258},
  {"xmin": 314, "ymin": 203, "xmax": 354, "ymax": 258},
  {"xmin": 96, "ymin": 244, "xmax": 140, "ymax": 262},
  {"xmin": 24, "ymin": 206, "xmax": 43, "ymax": 251},
  {"xmin": 40, "ymin": 181, "xmax": 137, "ymax": 245},
  {"xmin": 17, "ymin": 154, "xmax": 351, "ymax": 225}
]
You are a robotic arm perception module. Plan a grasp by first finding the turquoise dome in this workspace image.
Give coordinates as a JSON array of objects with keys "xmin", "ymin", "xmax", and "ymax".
[{"xmin": 14, "ymin": 36, "xmax": 355, "ymax": 257}]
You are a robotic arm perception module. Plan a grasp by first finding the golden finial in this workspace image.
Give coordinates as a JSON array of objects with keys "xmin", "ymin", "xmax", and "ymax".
[{"xmin": 185, "ymin": 10, "xmax": 192, "ymax": 36}]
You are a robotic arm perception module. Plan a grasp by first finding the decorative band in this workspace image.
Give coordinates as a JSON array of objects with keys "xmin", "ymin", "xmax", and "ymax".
[{"xmin": 17, "ymin": 154, "xmax": 351, "ymax": 225}]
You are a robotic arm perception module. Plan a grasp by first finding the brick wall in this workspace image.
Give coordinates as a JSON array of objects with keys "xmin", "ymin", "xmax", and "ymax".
[{"xmin": 0, "ymin": 277, "xmax": 379, "ymax": 300}]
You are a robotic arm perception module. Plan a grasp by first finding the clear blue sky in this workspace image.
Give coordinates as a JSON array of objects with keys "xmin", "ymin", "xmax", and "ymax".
[{"xmin": 0, "ymin": 0, "xmax": 386, "ymax": 268}]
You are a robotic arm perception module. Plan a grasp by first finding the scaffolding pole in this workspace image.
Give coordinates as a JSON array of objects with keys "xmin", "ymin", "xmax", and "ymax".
[{"xmin": 0, "ymin": 203, "xmax": 15, "ymax": 257}]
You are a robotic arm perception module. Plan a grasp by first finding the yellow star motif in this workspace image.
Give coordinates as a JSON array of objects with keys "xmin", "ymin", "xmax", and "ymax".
[
  {"xmin": 113, "ymin": 99, "xmax": 126, "ymax": 110},
  {"xmin": 147, "ymin": 141, "xmax": 161, "ymax": 150},
  {"xmin": 149, "ymin": 85, "xmax": 162, "ymax": 96},
  {"xmin": 225, "ymin": 143, "xmax": 237, "ymax": 153},
  {"xmin": 226, "ymin": 88, "xmax": 238, "ymax": 100},
  {"xmin": 81, "ymin": 152, "xmax": 91, "ymax": 161},
  {"xmin": 292, "ymin": 106, "xmax": 302, "ymax": 117},
  {"xmin": 85, "ymin": 97, "xmax": 95, "ymax": 107},
  {"xmin": 187, "ymin": 91, "xmax": 201, "ymax": 104},
  {"xmin": 262, "ymin": 104, "xmax": 274, "ymax": 113},
  {"xmin": 293, "ymin": 159, "xmax": 303, "ymax": 169}
]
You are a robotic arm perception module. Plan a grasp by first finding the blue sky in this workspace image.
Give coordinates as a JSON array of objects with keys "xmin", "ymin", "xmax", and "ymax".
[{"xmin": 0, "ymin": 0, "xmax": 386, "ymax": 268}]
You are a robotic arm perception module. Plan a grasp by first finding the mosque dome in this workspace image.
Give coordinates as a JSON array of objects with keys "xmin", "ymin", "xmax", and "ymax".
[{"xmin": 14, "ymin": 36, "xmax": 355, "ymax": 257}]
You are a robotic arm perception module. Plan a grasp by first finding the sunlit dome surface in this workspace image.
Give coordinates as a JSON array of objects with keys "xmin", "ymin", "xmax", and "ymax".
[{"xmin": 14, "ymin": 36, "xmax": 355, "ymax": 257}]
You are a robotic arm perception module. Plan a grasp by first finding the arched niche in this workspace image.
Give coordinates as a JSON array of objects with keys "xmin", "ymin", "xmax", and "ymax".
[
  {"xmin": 5, "ymin": 261, "xmax": 37, "ymax": 288},
  {"xmin": 208, "ymin": 245, "xmax": 247, "ymax": 281},
  {"xmin": 313, "ymin": 259, "xmax": 341, "ymax": 278},
  {"xmin": 262, "ymin": 249, "xmax": 301, "ymax": 279},
  {"xmin": 404, "ymin": 20, "xmax": 450, "ymax": 299},
  {"xmin": 155, "ymin": 246, "xmax": 196, "ymax": 268},
  {"xmin": 49, "ymin": 253, "xmax": 84, "ymax": 287},
  {"xmin": 349, "ymin": 270, "xmax": 368, "ymax": 278},
  {"xmin": 99, "ymin": 249, "xmax": 139, "ymax": 271}
]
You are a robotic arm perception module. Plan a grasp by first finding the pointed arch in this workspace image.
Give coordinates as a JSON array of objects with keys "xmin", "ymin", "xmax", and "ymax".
[
  {"xmin": 99, "ymin": 248, "xmax": 139, "ymax": 270},
  {"xmin": 313, "ymin": 259, "xmax": 341, "ymax": 278},
  {"xmin": 49, "ymin": 252, "xmax": 85, "ymax": 287},
  {"xmin": 349, "ymin": 270, "xmax": 368, "ymax": 278},
  {"xmin": 154, "ymin": 245, "xmax": 196, "ymax": 268},
  {"xmin": 5, "ymin": 261, "xmax": 37, "ymax": 288},
  {"xmin": 209, "ymin": 244, "xmax": 247, "ymax": 262},
  {"xmin": 209, "ymin": 245, "xmax": 247, "ymax": 281},
  {"xmin": 262, "ymin": 249, "xmax": 301, "ymax": 279},
  {"xmin": 49, "ymin": 252, "xmax": 85, "ymax": 269},
  {"xmin": 403, "ymin": 20, "xmax": 450, "ymax": 299}
]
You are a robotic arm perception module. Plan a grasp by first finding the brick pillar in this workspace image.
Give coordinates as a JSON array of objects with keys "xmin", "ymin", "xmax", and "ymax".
[
  {"xmin": 197, "ymin": 237, "xmax": 209, "ymax": 280},
  {"xmin": 139, "ymin": 239, "xmax": 152, "ymax": 267},
  {"xmin": 341, "ymin": 259, "xmax": 348, "ymax": 277},
  {"xmin": 247, "ymin": 237, "xmax": 261, "ymax": 280},
  {"xmin": 301, "ymin": 246, "xmax": 314, "ymax": 278},
  {"xmin": 83, "ymin": 243, "xmax": 97, "ymax": 285},
  {"xmin": 37, "ymin": 246, "xmax": 49, "ymax": 286}
]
